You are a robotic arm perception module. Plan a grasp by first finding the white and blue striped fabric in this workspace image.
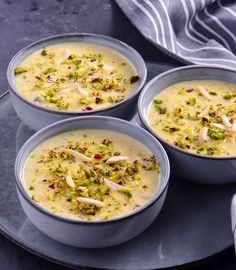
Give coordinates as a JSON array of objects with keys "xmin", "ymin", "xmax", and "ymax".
[{"xmin": 115, "ymin": 0, "xmax": 236, "ymax": 69}]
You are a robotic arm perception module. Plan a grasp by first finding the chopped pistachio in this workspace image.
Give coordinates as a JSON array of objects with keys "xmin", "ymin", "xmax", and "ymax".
[
  {"xmin": 223, "ymin": 92, "xmax": 233, "ymax": 100},
  {"xmin": 32, "ymin": 195, "xmax": 39, "ymax": 202},
  {"xmin": 186, "ymin": 97, "xmax": 196, "ymax": 106},
  {"xmin": 41, "ymin": 49, "xmax": 48, "ymax": 56},
  {"xmin": 14, "ymin": 67, "xmax": 28, "ymax": 75},
  {"xmin": 209, "ymin": 91, "xmax": 217, "ymax": 96},
  {"xmin": 154, "ymin": 98, "xmax": 162, "ymax": 104},
  {"xmin": 108, "ymin": 96, "xmax": 114, "ymax": 103},
  {"xmin": 155, "ymin": 104, "xmax": 167, "ymax": 114}
]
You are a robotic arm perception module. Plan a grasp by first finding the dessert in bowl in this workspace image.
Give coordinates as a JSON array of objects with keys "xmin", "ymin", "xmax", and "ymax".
[
  {"xmin": 8, "ymin": 33, "xmax": 147, "ymax": 131},
  {"xmin": 139, "ymin": 65, "xmax": 236, "ymax": 184},
  {"xmin": 15, "ymin": 116, "xmax": 170, "ymax": 247}
]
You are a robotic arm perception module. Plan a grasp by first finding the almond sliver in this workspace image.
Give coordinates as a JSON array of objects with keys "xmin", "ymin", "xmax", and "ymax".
[
  {"xmin": 60, "ymin": 84, "xmax": 75, "ymax": 93},
  {"xmin": 106, "ymin": 156, "xmax": 129, "ymax": 164},
  {"xmin": 77, "ymin": 197, "xmax": 104, "ymax": 207},
  {"xmin": 103, "ymin": 65, "xmax": 114, "ymax": 71},
  {"xmin": 104, "ymin": 178, "xmax": 131, "ymax": 192},
  {"xmin": 57, "ymin": 49, "xmax": 70, "ymax": 65},
  {"xmin": 198, "ymin": 105, "xmax": 209, "ymax": 117},
  {"xmin": 211, "ymin": 123, "xmax": 226, "ymax": 130},
  {"xmin": 198, "ymin": 127, "xmax": 208, "ymax": 144},
  {"xmin": 221, "ymin": 115, "xmax": 232, "ymax": 128},
  {"xmin": 63, "ymin": 149, "xmax": 92, "ymax": 162},
  {"xmin": 65, "ymin": 170, "xmax": 75, "ymax": 188},
  {"xmin": 76, "ymin": 84, "xmax": 88, "ymax": 96},
  {"xmin": 197, "ymin": 85, "xmax": 211, "ymax": 101},
  {"xmin": 231, "ymin": 122, "xmax": 236, "ymax": 132}
]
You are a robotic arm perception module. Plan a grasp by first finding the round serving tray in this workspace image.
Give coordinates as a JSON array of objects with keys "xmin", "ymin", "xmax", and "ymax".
[{"xmin": 0, "ymin": 62, "xmax": 235, "ymax": 270}]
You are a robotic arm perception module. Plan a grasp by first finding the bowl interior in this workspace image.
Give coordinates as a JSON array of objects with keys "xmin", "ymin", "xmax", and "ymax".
[
  {"xmin": 15, "ymin": 116, "xmax": 170, "ymax": 223},
  {"xmin": 8, "ymin": 33, "xmax": 147, "ymax": 106},
  {"xmin": 139, "ymin": 65, "xmax": 236, "ymax": 124}
]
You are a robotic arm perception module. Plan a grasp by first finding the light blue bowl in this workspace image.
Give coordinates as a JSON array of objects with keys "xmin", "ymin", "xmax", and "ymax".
[
  {"xmin": 15, "ymin": 116, "xmax": 170, "ymax": 248},
  {"xmin": 7, "ymin": 33, "xmax": 147, "ymax": 131},
  {"xmin": 231, "ymin": 194, "xmax": 236, "ymax": 252},
  {"xmin": 138, "ymin": 65, "xmax": 236, "ymax": 184}
]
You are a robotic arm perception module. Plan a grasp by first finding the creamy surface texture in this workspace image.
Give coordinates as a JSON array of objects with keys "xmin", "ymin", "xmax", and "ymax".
[
  {"xmin": 24, "ymin": 130, "xmax": 160, "ymax": 221},
  {"xmin": 148, "ymin": 80, "xmax": 236, "ymax": 157},
  {"xmin": 14, "ymin": 43, "xmax": 139, "ymax": 112}
]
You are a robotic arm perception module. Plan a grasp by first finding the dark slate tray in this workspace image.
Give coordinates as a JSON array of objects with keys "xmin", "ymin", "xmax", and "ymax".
[{"xmin": 0, "ymin": 62, "xmax": 235, "ymax": 270}]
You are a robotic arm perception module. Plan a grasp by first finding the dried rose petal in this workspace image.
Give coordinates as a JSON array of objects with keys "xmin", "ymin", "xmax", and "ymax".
[
  {"xmin": 95, "ymin": 97, "xmax": 102, "ymax": 104},
  {"xmin": 209, "ymin": 112, "xmax": 216, "ymax": 117},
  {"xmin": 91, "ymin": 77, "xmax": 102, "ymax": 83},
  {"xmin": 130, "ymin": 75, "xmax": 140, "ymax": 84},
  {"xmin": 84, "ymin": 106, "xmax": 93, "ymax": 111},
  {"xmin": 49, "ymin": 183, "xmax": 55, "ymax": 189},
  {"xmin": 94, "ymin": 153, "xmax": 102, "ymax": 159},
  {"xmin": 79, "ymin": 147, "xmax": 87, "ymax": 154},
  {"xmin": 186, "ymin": 88, "xmax": 193, "ymax": 93}
]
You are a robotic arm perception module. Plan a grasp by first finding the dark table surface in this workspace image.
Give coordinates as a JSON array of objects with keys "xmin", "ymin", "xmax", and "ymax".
[{"xmin": 0, "ymin": 0, "xmax": 235, "ymax": 269}]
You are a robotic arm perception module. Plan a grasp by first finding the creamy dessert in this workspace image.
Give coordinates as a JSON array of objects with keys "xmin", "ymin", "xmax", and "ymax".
[
  {"xmin": 14, "ymin": 43, "xmax": 139, "ymax": 112},
  {"xmin": 24, "ymin": 130, "xmax": 160, "ymax": 221},
  {"xmin": 148, "ymin": 80, "xmax": 236, "ymax": 157}
]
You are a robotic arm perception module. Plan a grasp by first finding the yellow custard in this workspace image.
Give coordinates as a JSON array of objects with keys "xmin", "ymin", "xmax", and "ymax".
[
  {"xmin": 14, "ymin": 43, "xmax": 139, "ymax": 112},
  {"xmin": 24, "ymin": 130, "xmax": 160, "ymax": 221},
  {"xmin": 148, "ymin": 80, "xmax": 236, "ymax": 157}
]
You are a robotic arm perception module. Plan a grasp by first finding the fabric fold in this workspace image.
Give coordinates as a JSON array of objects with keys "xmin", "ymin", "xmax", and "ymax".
[{"xmin": 115, "ymin": 0, "xmax": 236, "ymax": 69}]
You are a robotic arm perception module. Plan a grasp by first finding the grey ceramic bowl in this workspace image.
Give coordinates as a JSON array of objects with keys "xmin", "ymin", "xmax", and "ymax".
[
  {"xmin": 7, "ymin": 33, "xmax": 147, "ymax": 131},
  {"xmin": 231, "ymin": 194, "xmax": 236, "ymax": 253},
  {"xmin": 138, "ymin": 65, "xmax": 236, "ymax": 184},
  {"xmin": 15, "ymin": 116, "xmax": 170, "ymax": 248}
]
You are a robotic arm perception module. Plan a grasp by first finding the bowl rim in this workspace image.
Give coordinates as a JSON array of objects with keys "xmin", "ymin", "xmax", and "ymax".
[
  {"xmin": 7, "ymin": 33, "xmax": 147, "ymax": 115},
  {"xmin": 15, "ymin": 116, "xmax": 170, "ymax": 225},
  {"xmin": 138, "ymin": 64, "xmax": 236, "ymax": 160}
]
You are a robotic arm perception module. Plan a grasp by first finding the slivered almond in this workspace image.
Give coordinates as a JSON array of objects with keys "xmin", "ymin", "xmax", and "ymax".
[
  {"xmin": 103, "ymin": 178, "xmax": 131, "ymax": 192},
  {"xmin": 211, "ymin": 123, "xmax": 226, "ymax": 130},
  {"xmin": 198, "ymin": 105, "xmax": 209, "ymax": 117},
  {"xmin": 60, "ymin": 84, "xmax": 75, "ymax": 93},
  {"xmin": 63, "ymin": 149, "xmax": 92, "ymax": 162},
  {"xmin": 103, "ymin": 65, "xmax": 114, "ymax": 71},
  {"xmin": 211, "ymin": 122, "xmax": 236, "ymax": 133},
  {"xmin": 31, "ymin": 93, "xmax": 42, "ymax": 103},
  {"xmin": 197, "ymin": 85, "xmax": 211, "ymax": 101},
  {"xmin": 43, "ymin": 82, "xmax": 52, "ymax": 88},
  {"xmin": 76, "ymin": 84, "xmax": 88, "ymax": 96},
  {"xmin": 106, "ymin": 156, "xmax": 129, "ymax": 164},
  {"xmin": 232, "ymin": 122, "xmax": 236, "ymax": 131},
  {"xmin": 76, "ymin": 197, "xmax": 104, "ymax": 207},
  {"xmin": 57, "ymin": 49, "xmax": 70, "ymax": 65},
  {"xmin": 65, "ymin": 170, "xmax": 75, "ymax": 188},
  {"xmin": 221, "ymin": 115, "xmax": 232, "ymax": 128},
  {"xmin": 90, "ymin": 71, "xmax": 102, "ymax": 80},
  {"xmin": 198, "ymin": 127, "xmax": 208, "ymax": 144}
]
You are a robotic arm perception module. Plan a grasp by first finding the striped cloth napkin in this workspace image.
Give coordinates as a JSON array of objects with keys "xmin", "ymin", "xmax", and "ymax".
[{"xmin": 115, "ymin": 0, "xmax": 236, "ymax": 69}]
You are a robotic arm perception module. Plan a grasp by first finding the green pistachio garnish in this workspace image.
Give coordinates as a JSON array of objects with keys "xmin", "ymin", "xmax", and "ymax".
[
  {"xmin": 154, "ymin": 98, "xmax": 162, "ymax": 104},
  {"xmin": 155, "ymin": 104, "xmax": 167, "ymax": 114},
  {"xmin": 208, "ymin": 127, "xmax": 225, "ymax": 140},
  {"xmin": 14, "ymin": 45, "xmax": 138, "ymax": 113},
  {"xmin": 186, "ymin": 97, "xmax": 196, "ymax": 106},
  {"xmin": 31, "ymin": 136, "xmax": 159, "ymax": 218},
  {"xmin": 14, "ymin": 67, "xmax": 28, "ymax": 75},
  {"xmin": 209, "ymin": 91, "xmax": 217, "ymax": 96},
  {"xmin": 108, "ymin": 96, "xmax": 114, "ymax": 103},
  {"xmin": 41, "ymin": 49, "xmax": 48, "ymax": 56},
  {"xmin": 223, "ymin": 92, "xmax": 233, "ymax": 100}
]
